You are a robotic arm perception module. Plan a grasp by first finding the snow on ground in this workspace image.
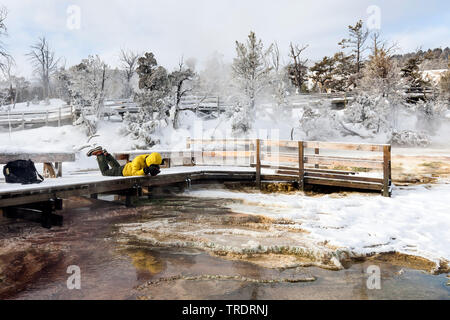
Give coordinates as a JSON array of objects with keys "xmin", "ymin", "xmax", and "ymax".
[
  {"xmin": 0, "ymin": 99, "xmax": 68, "ymax": 112},
  {"xmin": 183, "ymin": 183, "xmax": 450, "ymax": 267}
]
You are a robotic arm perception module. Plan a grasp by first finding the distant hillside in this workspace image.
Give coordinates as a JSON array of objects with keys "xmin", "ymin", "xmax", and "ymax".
[{"xmin": 392, "ymin": 47, "xmax": 449, "ymax": 70}]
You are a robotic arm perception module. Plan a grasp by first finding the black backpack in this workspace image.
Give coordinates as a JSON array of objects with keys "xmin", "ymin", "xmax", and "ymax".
[{"xmin": 3, "ymin": 159, "xmax": 44, "ymax": 184}]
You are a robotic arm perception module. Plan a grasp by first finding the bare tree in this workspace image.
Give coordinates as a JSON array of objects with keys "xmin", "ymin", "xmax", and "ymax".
[
  {"xmin": 287, "ymin": 43, "xmax": 309, "ymax": 92},
  {"xmin": 338, "ymin": 20, "xmax": 369, "ymax": 74},
  {"xmin": 119, "ymin": 49, "xmax": 139, "ymax": 98},
  {"xmin": 270, "ymin": 42, "xmax": 290, "ymax": 109},
  {"xmin": 0, "ymin": 6, "xmax": 11, "ymax": 73},
  {"xmin": 370, "ymin": 31, "xmax": 397, "ymax": 57},
  {"xmin": 27, "ymin": 37, "xmax": 59, "ymax": 102}
]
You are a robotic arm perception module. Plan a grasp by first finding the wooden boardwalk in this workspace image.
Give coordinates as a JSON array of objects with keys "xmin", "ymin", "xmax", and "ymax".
[
  {"xmin": 187, "ymin": 138, "xmax": 392, "ymax": 197},
  {"xmin": 0, "ymin": 138, "xmax": 392, "ymax": 228}
]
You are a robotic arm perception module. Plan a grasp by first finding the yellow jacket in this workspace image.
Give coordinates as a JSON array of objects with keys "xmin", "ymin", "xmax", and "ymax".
[{"xmin": 122, "ymin": 153, "xmax": 162, "ymax": 177}]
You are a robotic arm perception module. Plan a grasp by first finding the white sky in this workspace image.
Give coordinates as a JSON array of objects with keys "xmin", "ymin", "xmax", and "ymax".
[{"xmin": 2, "ymin": 0, "xmax": 449, "ymax": 78}]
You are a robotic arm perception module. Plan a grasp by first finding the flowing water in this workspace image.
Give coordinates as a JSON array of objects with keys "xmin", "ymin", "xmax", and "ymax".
[{"xmin": 0, "ymin": 185, "xmax": 448, "ymax": 300}]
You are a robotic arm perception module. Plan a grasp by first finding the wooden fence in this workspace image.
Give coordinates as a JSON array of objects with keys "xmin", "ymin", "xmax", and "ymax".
[
  {"xmin": 0, "ymin": 106, "xmax": 73, "ymax": 130},
  {"xmin": 186, "ymin": 138, "xmax": 392, "ymax": 197}
]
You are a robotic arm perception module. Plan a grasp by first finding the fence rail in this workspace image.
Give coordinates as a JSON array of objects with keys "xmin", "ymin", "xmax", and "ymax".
[
  {"xmin": 0, "ymin": 106, "xmax": 73, "ymax": 129},
  {"xmin": 186, "ymin": 137, "xmax": 392, "ymax": 196}
]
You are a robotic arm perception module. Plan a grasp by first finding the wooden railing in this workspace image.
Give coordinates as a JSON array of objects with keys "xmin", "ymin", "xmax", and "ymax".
[
  {"xmin": 186, "ymin": 138, "xmax": 392, "ymax": 197},
  {"xmin": 0, "ymin": 106, "xmax": 73, "ymax": 129}
]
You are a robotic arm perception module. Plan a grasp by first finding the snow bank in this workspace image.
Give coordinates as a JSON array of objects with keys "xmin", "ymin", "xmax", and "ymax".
[
  {"xmin": 1, "ymin": 99, "xmax": 67, "ymax": 112},
  {"xmin": 183, "ymin": 183, "xmax": 450, "ymax": 266}
]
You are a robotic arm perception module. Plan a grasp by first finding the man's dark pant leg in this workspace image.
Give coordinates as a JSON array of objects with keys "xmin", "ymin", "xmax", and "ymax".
[
  {"xmin": 105, "ymin": 153, "xmax": 121, "ymax": 168},
  {"xmin": 97, "ymin": 154, "xmax": 123, "ymax": 176}
]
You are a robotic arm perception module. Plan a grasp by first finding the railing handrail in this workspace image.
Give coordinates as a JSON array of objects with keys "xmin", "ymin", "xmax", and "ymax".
[
  {"xmin": 185, "ymin": 137, "xmax": 392, "ymax": 196},
  {"xmin": 0, "ymin": 106, "xmax": 71, "ymax": 117}
]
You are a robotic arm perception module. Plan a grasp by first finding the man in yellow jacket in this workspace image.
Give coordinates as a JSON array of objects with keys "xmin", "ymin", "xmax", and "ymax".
[{"xmin": 87, "ymin": 146, "xmax": 162, "ymax": 177}]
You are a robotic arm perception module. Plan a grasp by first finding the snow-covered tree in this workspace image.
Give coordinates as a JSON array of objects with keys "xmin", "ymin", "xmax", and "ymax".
[
  {"xmin": 68, "ymin": 55, "xmax": 108, "ymax": 135},
  {"xmin": 343, "ymin": 93, "xmax": 392, "ymax": 136},
  {"xmin": 11, "ymin": 76, "xmax": 30, "ymax": 105},
  {"xmin": 390, "ymin": 130, "xmax": 430, "ymax": 147},
  {"xmin": 119, "ymin": 49, "xmax": 139, "ymax": 98},
  {"xmin": 106, "ymin": 68, "xmax": 126, "ymax": 99},
  {"xmin": 359, "ymin": 47, "xmax": 402, "ymax": 98},
  {"xmin": 53, "ymin": 67, "xmax": 71, "ymax": 103},
  {"xmin": 169, "ymin": 58, "xmax": 195, "ymax": 129},
  {"xmin": 269, "ymin": 42, "xmax": 291, "ymax": 111},
  {"xmin": 122, "ymin": 52, "xmax": 171, "ymax": 147},
  {"xmin": 298, "ymin": 104, "xmax": 340, "ymax": 140},
  {"xmin": 231, "ymin": 31, "xmax": 272, "ymax": 133}
]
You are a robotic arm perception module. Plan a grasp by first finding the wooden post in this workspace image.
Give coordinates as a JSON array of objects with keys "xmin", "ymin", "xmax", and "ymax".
[
  {"xmin": 8, "ymin": 110, "xmax": 11, "ymax": 136},
  {"xmin": 186, "ymin": 137, "xmax": 191, "ymax": 149},
  {"xmin": 46, "ymin": 110, "xmax": 49, "ymax": 125},
  {"xmin": 298, "ymin": 141, "xmax": 304, "ymax": 190},
  {"xmin": 249, "ymin": 141, "xmax": 255, "ymax": 166},
  {"xmin": 55, "ymin": 162, "xmax": 62, "ymax": 177},
  {"xmin": 22, "ymin": 112, "xmax": 25, "ymax": 130},
  {"xmin": 58, "ymin": 107, "xmax": 61, "ymax": 127},
  {"xmin": 256, "ymin": 139, "xmax": 261, "ymax": 189},
  {"xmin": 222, "ymin": 138, "xmax": 226, "ymax": 166},
  {"xmin": 217, "ymin": 96, "xmax": 220, "ymax": 117},
  {"xmin": 234, "ymin": 138, "xmax": 238, "ymax": 166},
  {"xmin": 383, "ymin": 145, "xmax": 391, "ymax": 197},
  {"xmin": 314, "ymin": 147, "xmax": 319, "ymax": 169}
]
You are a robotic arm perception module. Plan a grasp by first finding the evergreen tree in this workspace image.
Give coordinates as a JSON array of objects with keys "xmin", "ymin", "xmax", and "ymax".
[
  {"xmin": 338, "ymin": 20, "xmax": 369, "ymax": 74},
  {"xmin": 68, "ymin": 55, "xmax": 108, "ymax": 135},
  {"xmin": 123, "ymin": 52, "xmax": 171, "ymax": 147},
  {"xmin": 359, "ymin": 48, "xmax": 401, "ymax": 98},
  {"xmin": 310, "ymin": 56, "xmax": 335, "ymax": 92},
  {"xmin": 401, "ymin": 55, "xmax": 431, "ymax": 102},
  {"xmin": 329, "ymin": 52, "xmax": 355, "ymax": 92}
]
